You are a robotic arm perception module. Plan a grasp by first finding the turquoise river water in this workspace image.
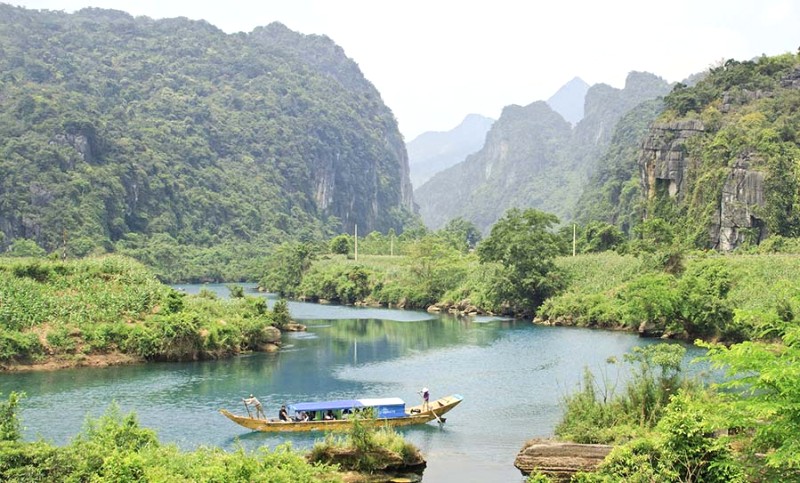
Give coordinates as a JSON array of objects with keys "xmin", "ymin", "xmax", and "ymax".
[{"xmin": 0, "ymin": 284, "xmax": 706, "ymax": 482}]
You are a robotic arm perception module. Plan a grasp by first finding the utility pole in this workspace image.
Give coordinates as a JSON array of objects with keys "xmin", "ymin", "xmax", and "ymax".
[
  {"xmin": 572, "ymin": 223, "xmax": 576, "ymax": 257},
  {"xmin": 354, "ymin": 224, "xmax": 358, "ymax": 262}
]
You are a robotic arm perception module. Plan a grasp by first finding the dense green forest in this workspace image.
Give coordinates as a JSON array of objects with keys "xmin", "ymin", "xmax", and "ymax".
[{"xmin": 0, "ymin": 5, "xmax": 415, "ymax": 281}]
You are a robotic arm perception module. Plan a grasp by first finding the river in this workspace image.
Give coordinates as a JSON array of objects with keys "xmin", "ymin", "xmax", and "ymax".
[{"xmin": 0, "ymin": 284, "xmax": 706, "ymax": 482}]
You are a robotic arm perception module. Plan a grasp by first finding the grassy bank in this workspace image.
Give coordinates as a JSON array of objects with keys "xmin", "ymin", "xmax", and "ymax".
[
  {"xmin": 294, "ymin": 249, "xmax": 800, "ymax": 343},
  {"xmin": 0, "ymin": 256, "xmax": 282, "ymax": 369},
  {"xmin": 538, "ymin": 252, "xmax": 800, "ymax": 342}
]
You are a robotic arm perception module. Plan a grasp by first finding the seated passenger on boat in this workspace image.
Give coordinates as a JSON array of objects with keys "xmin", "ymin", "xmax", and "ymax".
[
  {"xmin": 279, "ymin": 405, "xmax": 290, "ymax": 421},
  {"xmin": 324, "ymin": 409, "xmax": 336, "ymax": 420}
]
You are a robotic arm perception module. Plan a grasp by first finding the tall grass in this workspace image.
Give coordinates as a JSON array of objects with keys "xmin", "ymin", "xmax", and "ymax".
[{"xmin": 0, "ymin": 255, "xmax": 280, "ymax": 364}]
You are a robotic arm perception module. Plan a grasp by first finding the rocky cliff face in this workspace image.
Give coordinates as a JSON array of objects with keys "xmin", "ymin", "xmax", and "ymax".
[
  {"xmin": 638, "ymin": 120, "xmax": 767, "ymax": 250},
  {"xmin": 714, "ymin": 161, "xmax": 766, "ymax": 250},
  {"xmin": 414, "ymin": 102, "xmax": 573, "ymax": 231},
  {"xmin": 639, "ymin": 120, "xmax": 704, "ymax": 204},
  {"xmin": 415, "ymin": 72, "xmax": 669, "ymax": 232},
  {"xmin": 634, "ymin": 55, "xmax": 800, "ymax": 252}
]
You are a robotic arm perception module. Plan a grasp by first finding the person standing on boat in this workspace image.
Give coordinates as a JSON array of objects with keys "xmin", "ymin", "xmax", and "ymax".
[
  {"xmin": 419, "ymin": 387, "xmax": 430, "ymax": 411},
  {"xmin": 279, "ymin": 405, "xmax": 290, "ymax": 421},
  {"xmin": 243, "ymin": 394, "xmax": 266, "ymax": 419}
]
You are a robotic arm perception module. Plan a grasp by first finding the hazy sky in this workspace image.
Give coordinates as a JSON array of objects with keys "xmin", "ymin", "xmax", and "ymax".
[{"xmin": 11, "ymin": 0, "xmax": 800, "ymax": 140}]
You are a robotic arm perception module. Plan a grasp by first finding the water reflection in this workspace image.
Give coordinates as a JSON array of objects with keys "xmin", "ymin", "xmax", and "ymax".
[{"xmin": 0, "ymin": 289, "xmax": 706, "ymax": 483}]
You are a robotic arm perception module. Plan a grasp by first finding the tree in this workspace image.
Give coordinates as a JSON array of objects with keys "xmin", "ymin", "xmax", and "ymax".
[
  {"xmin": 581, "ymin": 222, "xmax": 626, "ymax": 253},
  {"xmin": 7, "ymin": 239, "xmax": 46, "ymax": 257},
  {"xmin": 701, "ymin": 326, "xmax": 800, "ymax": 478},
  {"xmin": 476, "ymin": 208, "xmax": 565, "ymax": 314},
  {"xmin": 227, "ymin": 284, "xmax": 245, "ymax": 298},
  {"xmin": 439, "ymin": 217, "xmax": 482, "ymax": 253},
  {"xmin": 271, "ymin": 299, "xmax": 291, "ymax": 329},
  {"xmin": 328, "ymin": 234, "xmax": 352, "ymax": 255},
  {"xmin": 259, "ymin": 242, "xmax": 316, "ymax": 297},
  {"xmin": 407, "ymin": 235, "xmax": 466, "ymax": 304}
]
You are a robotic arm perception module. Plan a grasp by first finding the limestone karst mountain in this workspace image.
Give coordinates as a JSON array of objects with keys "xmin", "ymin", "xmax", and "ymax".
[
  {"xmin": 546, "ymin": 77, "xmax": 590, "ymax": 125},
  {"xmin": 406, "ymin": 114, "xmax": 494, "ymax": 188},
  {"xmin": 414, "ymin": 72, "xmax": 671, "ymax": 232},
  {"xmin": 0, "ymin": 5, "xmax": 414, "ymax": 265}
]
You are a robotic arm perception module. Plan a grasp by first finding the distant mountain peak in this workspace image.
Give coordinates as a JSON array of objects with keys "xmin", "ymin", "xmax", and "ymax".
[
  {"xmin": 407, "ymin": 114, "xmax": 494, "ymax": 188},
  {"xmin": 546, "ymin": 77, "xmax": 590, "ymax": 125}
]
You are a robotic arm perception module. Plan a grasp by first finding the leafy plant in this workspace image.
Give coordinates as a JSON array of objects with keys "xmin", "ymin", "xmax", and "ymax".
[
  {"xmin": 0, "ymin": 392, "xmax": 23, "ymax": 442},
  {"xmin": 477, "ymin": 208, "xmax": 566, "ymax": 315}
]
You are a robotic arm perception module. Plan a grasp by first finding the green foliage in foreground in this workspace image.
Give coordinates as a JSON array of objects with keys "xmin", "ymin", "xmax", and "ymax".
[
  {"xmin": 556, "ymin": 344, "xmax": 690, "ymax": 445},
  {"xmin": 557, "ymin": 330, "xmax": 800, "ymax": 481},
  {"xmin": 0, "ymin": 255, "xmax": 281, "ymax": 364},
  {"xmin": 309, "ymin": 417, "xmax": 419, "ymax": 473},
  {"xmin": 700, "ymin": 326, "xmax": 800, "ymax": 479},
  {"xmin": 0, "ymin": 392, "xmax": 21, "ymax": 443},
  {"xmin": 0, "ymin": 397, "xmax": 338, "ymax": 482},
  {"xmin": 556, "ymin": 344, "xmax": 746, "ymax": 482},
  {"xmin": 575, "ymin": 390, "xmax": 745, "ymax": 483}
]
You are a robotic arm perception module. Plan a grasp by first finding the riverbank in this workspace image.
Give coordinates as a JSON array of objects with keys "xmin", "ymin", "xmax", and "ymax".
[
  {"xmin": 293, "ymin": 251, "xmax": 800, "ymax": 345},
  {"xmin": 0, "ymin": 256, "xmax": 285, "ymax": 372},
  {"xmin": 0, "ymin": 351, "xmax": 143, "ymax": 372}
]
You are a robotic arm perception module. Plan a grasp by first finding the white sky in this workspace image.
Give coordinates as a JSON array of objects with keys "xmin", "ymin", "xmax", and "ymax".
[{"xmin": 10, "ymin": 0, "xmax": 800, "ymax": 140}]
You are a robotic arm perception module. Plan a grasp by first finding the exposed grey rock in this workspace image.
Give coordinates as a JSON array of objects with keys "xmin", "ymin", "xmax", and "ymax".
[
  {"xmin": 638, "ymin": 120, "xmax": 767, "ymax": 251},
  {"xmin": 514, "ymin": 439, "xmax": 612, "ymax": 480},
  {"xmin": 50, "ymin": 132, "xmax": 93, "ymax": 165},
  {"xmin": 712, "ymin": 159, "xmax": 766, "ymax": 251},
  {"xmin": 780, "ymin": 67, "xmax": 800, "ymax": 89},
  {"xmin": 638, "ymin": 320, "xmax": 664, "ymax": 338},
  {"xmin": 639, "ymin": 119, "xmax": 704, "ymax": 203}
]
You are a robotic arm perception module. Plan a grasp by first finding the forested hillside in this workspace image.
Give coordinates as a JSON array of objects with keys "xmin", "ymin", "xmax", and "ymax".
[
  {"xmin": 642, "ymin": 53, "xmax": 800, "ymax": 250},
  {"xmin": 572, "ymin": 99, "xmax": 664, "ymax": 233},
  {"xmin": 0, "ymin": 5, "xmax": 414, "ymax": 280},
  {"xmin": 414, "ymin": 72, "xmax": 670, "ymax": 231}
]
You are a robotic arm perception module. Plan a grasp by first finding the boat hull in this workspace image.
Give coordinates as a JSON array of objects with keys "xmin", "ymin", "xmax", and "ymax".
[{"xmin": 220, "ymin": 394, "xmax": 463, "ymax": 433}]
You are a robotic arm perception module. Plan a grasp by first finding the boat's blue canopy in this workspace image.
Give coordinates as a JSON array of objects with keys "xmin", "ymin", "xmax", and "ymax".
[
  {"xmin": 288, "ymin": 397, "xmax": 405, "ymax": 414},
  {"xmin": 289, "ymin": 399, "xmax": 361, "ymax": 412}
]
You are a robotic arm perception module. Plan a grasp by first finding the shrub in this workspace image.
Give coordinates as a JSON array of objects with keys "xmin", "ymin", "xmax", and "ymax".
[
  {"xmin": 271, "ymin": 299, "xmax": 291, "ymax": 329},
  {"xmin": 329, "ymin": 235, "xmax": 351, "ymax": 255},
  {"xmin": 556, "ymin": 344, "xmax": 690, "ymax": 445},
  {"xmin": 0, "ymin": 392, "xmax": 23, "ymax": 442},
  {"xmin": 0, "ymin": 330, "xmax": 43, "ymax": 362}
]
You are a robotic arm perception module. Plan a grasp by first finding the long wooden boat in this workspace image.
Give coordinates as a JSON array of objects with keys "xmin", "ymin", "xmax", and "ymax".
[{"xmin": 220, "ymin": 394, "xmax": 463, "ymax": 432}]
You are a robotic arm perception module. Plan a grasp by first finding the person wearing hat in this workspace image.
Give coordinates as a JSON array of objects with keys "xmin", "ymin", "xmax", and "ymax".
[
  {"xmin": 243, "ymin": 394, "xmax": 265, "ymax": 419},
  {"xmin": 419, "ymin": 387, "xmax": 430, "ymax": 411}
]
